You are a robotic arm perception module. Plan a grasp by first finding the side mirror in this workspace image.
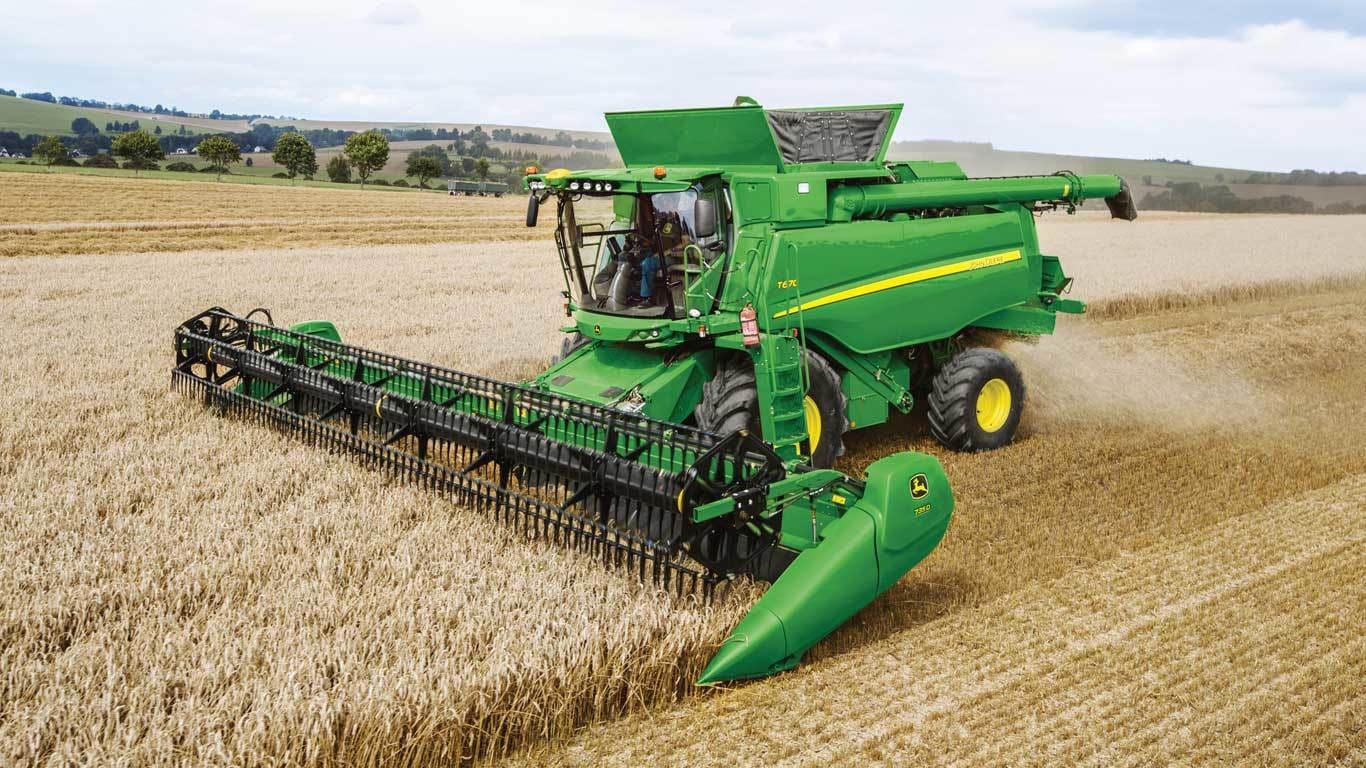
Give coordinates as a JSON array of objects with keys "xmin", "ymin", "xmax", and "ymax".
[
  {"xmin": 693, "ymin": 198, "xmax": 717, "ymax": 238},
  {"xmin": 526, "ymin": 193, "xmax": 539, "ymax": 227}
]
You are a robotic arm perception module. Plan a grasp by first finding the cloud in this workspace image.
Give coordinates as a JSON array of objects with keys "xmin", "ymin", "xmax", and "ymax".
[
  {"xmin": 365, "ymin": 1, "xmax": 421, "ymax": 26},
  {"xmin": 334, "ymin": 87, "xmax": 403, "ymax": 109},
  {"xmin": 1042, "ymin": 0, "xmax": 1366, "ymax": 37},
  {"xmin": 0, "ymin": 0, "xmax": 1362, "ymax": 171}
]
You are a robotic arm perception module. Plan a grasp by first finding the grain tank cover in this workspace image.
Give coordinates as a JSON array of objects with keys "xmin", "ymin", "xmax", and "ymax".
[
  {"xmin": 605, "ymin": 101, "xmax": 901, "ymax": 170},
  {"xmin": 766, "ymin": 108, "xmax": 897, "ymax": 164}
]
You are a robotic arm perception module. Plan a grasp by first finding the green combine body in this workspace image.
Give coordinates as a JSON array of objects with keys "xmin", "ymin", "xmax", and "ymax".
[
  {"xmin": 174, "ymin": 97, "xmax": 1133, "ymax": 687},
  {"xmin": 526, "ymin": 98, "xmax": 1134, "ymax": 462}
]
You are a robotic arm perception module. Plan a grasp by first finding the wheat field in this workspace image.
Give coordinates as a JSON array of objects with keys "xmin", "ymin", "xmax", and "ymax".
[
  {"xmin": 0, "ymin": 174, "xmax": 545, "ymax": 258},
  {"xmin": 1, "ymin": 174, "xmax": 1363, "ymax": 766}
]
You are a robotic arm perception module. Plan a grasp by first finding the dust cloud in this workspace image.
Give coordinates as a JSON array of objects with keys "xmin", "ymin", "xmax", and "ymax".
[{"xmin": 1006, "ymin": 320, "xmax": 1273, "ymax": 434}]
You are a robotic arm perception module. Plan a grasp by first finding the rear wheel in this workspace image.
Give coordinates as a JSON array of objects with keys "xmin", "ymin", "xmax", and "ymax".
[
  {"xmin": 695, "ymin": 350, "xmax": 847, "ymax": 468},
  {"xmin": 927, "ymin": 347, "xmax": 1025, "ymax": 452},
  {"xmin": 799, "ymin": 350, "xmax": 848, "ymax": 467}
]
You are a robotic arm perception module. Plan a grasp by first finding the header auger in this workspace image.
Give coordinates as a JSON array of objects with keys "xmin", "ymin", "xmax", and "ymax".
[{"xmin": 174, "ymin": 97, "xmax": 1132, "ymax": 684}]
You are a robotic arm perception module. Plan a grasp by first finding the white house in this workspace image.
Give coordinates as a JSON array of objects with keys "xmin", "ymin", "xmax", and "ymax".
[
  {"xmin": 175, "ymin": 147, "xmax": 189, "ymax": 155},
  {"xmin": 253, "ymin": 145, "xmax": 267, "ymax": 153},
  {"xmin": 0, "ymin": 147, "xmax": 9, "ymax": 158}
]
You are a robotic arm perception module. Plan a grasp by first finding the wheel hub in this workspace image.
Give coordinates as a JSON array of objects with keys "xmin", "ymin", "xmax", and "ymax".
[{"xmin": 975, "ymin": 377, "xmax": 1012, "ymax": 433}]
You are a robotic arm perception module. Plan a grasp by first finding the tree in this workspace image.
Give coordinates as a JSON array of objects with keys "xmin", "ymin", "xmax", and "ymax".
[
  {"xmin": 196, "ymin": 135, "xmax": 240, "ymax": 181},
  {"xmin": 33, "ymin": 136, "xmax": 67, "ymax": 169},
  {"xmin": 70, "ymin": 117, "xmax": 99, "ymax": 136},
  {"xmin": 411, "ymin": 144, "xmax": 452, "ymax": 176},
  {"xmin": 272, "ymin": 132, "xmax": 318, "ymax": 182},
  {"xmin": 111, "ymin": 131, "xmax": 165, "ymax": 176},
  {"xmin": 405, "ymin": 154, "xmax": 442, "ymax": 189},
  {"xmin": 474, "ymin": 157, "xmax": 490, "ymax": 181},
  {"xmin": 343, "ymin": 130, "xmax": 389, "ymax": 188},
  {"xmin": 326, "ymin": 155, "xmax": 351, "ymax": 183}
]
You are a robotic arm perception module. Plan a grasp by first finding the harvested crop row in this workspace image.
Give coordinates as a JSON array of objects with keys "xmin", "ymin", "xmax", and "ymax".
[
  {"xmin": 522, "ymin": 472, "xmax": 1366, "ymax": 767},
  {"xmin": 0, "ymin": 218, "xmax": 537, "ymax": 257},
  {"xmin": 0, "ymin": 173, "xmax": 491, "ymax": 223}
]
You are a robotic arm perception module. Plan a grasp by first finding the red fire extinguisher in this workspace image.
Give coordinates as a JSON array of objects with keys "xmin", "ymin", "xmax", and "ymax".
[{"xmin": 740, "ymin": 304, "xmax": 760, "ymax": 347}]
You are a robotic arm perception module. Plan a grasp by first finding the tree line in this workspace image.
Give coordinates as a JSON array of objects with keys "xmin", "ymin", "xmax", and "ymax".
[
  {"xmin": 1240, "ymin": 169, "xmax": 1366, "ymax": 187},
  {"xmin": 1137, "ymin": 182, "xmax": 1366, "ymax": 214},
  {"xmin": 489, "ymin": 127, "xmax": 610, "ymax": 150},
  {"xmin": 2, "ymin": 87, "xmax": 294, "ymax": 122}
]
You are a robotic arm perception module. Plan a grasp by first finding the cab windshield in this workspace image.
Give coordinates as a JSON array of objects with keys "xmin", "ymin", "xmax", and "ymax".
[{"xmin": 556, "ymin": 185, "xmax": 726, "ymax": 318}]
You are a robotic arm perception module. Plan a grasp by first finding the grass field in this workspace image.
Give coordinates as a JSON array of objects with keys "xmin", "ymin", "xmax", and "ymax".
[
  {"xmin": 247, "ymin": 117, "xmax": 611, "ymax": 144},
  {"xmin": 0, "ymin": 160, "xmax": 456, "ymax": 193},
  {"xmin": 0, "ymin": 95, "xmax": 207, "ymax": 137},
  {"xmin": 1, "ymin": 172, "xmax": 1363, "ymax": 766},
  {"xmin": 0, "ymin": 95, "xmax": 614, "ymax": 145}
]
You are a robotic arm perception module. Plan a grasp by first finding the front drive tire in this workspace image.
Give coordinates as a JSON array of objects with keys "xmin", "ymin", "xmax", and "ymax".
[
  {"xmin": 695, "ymin": 350, "xmax": 847, "ymax": 469},
  {"xmin": 928, "ymin": 347, "xmax": 1025, "ymax": 452},
  {"xmin": 552, "ymin": 332, "xmax": 588, "ymax": 364}
]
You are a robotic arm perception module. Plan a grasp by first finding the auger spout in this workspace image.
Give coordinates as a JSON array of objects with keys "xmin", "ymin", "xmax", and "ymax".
[{"xmin": 698, "ymin": 453, "xmax": 954, "ymax": 685}]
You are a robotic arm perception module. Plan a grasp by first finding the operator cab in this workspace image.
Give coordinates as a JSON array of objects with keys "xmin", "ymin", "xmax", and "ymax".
[{"xmin": 548, "ymin": 181, "xmax": 729, "ymax": 319}]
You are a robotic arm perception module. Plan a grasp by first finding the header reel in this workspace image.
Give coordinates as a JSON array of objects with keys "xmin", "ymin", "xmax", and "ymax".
[{"xmin": 173, "ymin": 307, "xmax": 953, "ymax": 683}]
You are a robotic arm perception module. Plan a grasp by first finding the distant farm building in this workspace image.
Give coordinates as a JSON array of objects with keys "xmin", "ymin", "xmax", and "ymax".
[
  {"xmin": 175, "ymin": 148, "xmax": 189, "ymax": 155},
  {"xmin": 253, "ymin": 145, "xmax": 267, "ymax": 153}
]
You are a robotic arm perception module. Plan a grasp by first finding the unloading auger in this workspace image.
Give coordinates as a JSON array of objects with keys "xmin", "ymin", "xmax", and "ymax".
[{"xmin": 173, "ymin": 308, "xmax": 952, "ymax": 684}]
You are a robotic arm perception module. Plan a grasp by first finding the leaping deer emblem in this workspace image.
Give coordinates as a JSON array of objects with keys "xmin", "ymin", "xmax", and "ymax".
[{"xmin": 910, "ymin": 473, "xmax": 929, "ymax": 499}]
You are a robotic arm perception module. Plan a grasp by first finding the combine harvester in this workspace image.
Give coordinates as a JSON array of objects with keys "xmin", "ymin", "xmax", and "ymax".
[{"xmin": 173, "ymin": 98, "xmax": 1135, "ymax": 684}]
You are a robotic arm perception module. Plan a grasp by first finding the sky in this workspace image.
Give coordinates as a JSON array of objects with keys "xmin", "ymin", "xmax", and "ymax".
[{"xmin": 3, "ymin": 0, "xmax": 1364, "ymax": 172}]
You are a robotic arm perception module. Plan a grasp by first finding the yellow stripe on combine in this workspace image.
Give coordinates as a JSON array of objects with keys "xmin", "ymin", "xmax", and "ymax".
[{"xmin": 772, "ymin": 249, "xmax": 1023, "ymax": 319}]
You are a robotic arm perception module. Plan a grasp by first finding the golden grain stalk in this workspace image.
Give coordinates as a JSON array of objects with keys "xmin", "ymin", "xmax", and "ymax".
[{"xmin": 2, "ymin": 174, "xmax": 1364, "ymax": 766}]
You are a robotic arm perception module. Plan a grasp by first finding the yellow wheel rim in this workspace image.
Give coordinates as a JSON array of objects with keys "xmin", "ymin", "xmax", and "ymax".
[
  {"xmin": 803, "ymin": 395, "xmax": 822, "ymax": 454},
  {"xmin": 976, "ymin": 378, "xmax": 1012, "ymax": 433}
]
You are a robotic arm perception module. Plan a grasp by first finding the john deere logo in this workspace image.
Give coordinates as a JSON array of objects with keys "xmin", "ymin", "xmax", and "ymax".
[
  {"xmin": 593, "ymin": 324, "xmax": 601, "ymax": 335},
  {"xmin": 910, "ymin": 473, "xmax": 929, "ymax": 499}
]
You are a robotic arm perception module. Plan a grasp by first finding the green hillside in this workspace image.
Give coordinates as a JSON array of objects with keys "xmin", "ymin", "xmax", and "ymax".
[
  {"xmin": 889, "ymin": 140, "xmax": 1366, "ymax": 210},
  {"xmin": 0, "ymin": 95, "xmax": 206, "ymax": 136},
  {"xmin": 252, "ymin": 117, "xmax": 610, "ymax": 143},
  {"xmin": 5, "ymin": 91, "xmax": 1362, "ymax": 209}
]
